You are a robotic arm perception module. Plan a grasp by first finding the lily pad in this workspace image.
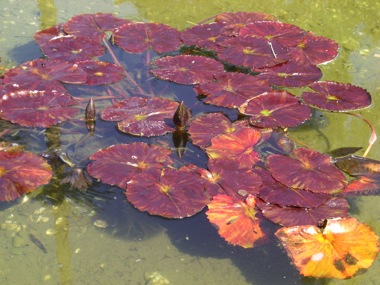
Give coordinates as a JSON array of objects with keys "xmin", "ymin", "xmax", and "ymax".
[
  {"xmin": 266, "ymin": 148, "xmax": 347, "ymax": 193},
  {"xmin": 126, "ymin": 164, "xmax": 210, "ymax": 218},
  {"xmin": 180, "ymin": 22, "xmax": 226, "ymax": 50},
  {"xmin": 0, "ymin": 90, "xmax": 79, "ymax": 127},
  {"xmin": 101, "ymin": 96, "xmax": 179, "ymax": 137},
  {"xmin": 301, "ymin": 81, "xmax": 371, "ymax": 111},
  {"xmin": 150, "ymin": 55, "xmax": 225, "ymax": 85},
  {"xmin": 195, "ymin": 72, "xmax": 271, "ymax": 108},
  {"xmin": 238, "ymin": 90, "xmax": 312, "ymax": 128},
  {"xmin": 87, "ymin": 142, "xmax": 173, "ymax": 189},
  {"xmin": 0, "ymin": 147, "xmax": 52, "ymax": 201},
  {"xmin": 206, "ymin": 194, "xmax": 265, "ymax": 248},
  {"xmin": 113, "ymin": 22, "xmax": 181, "ymax": 53},
  {"xmin": 275, "ymin": 217, "xmax": 379, "ymax": 279},
  {"xmin": 76, "ymin": 60, "xmax": 125, "ymax": 85}
]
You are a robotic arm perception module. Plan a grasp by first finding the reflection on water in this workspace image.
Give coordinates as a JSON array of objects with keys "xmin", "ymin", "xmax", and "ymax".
[{"xmin": 0, "ymin": 0, "xmax": 380, "ymax": 285}]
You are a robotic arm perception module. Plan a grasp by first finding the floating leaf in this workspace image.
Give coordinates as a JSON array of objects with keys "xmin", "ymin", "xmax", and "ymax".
[
  {"xmin": 335, "ymin": 155, "xmax": 380, "ymax": 176},
  {"xmin": 257, "ymin": 197, "xmax": 349, "ymax": 227},
  {"xmin": 289, "ymin": 32, "xmax": 339, "ymax": 65},
  {"xmin": 206, "ymin": 194, "xmax": 265, "ymax": 248},
  {"xmin": 301, "ymin": 81, "xmax": 371, "ymax": 111},
  {"xmin": 206, "ymin": 128, "xmax": 261, "ymax": 167},
  {"xmin": 0, "ymin": 90, "xmax": 79, "ymax": 127},
  {"xmin": 34, "ymin": 24, "xmax": 66, "ymax": 47},
  {"xmin": 275, "ymin": 217, "xmax": 380, "ymax": 279},
  {"xmin": 63, "ymin": 13, "xmax": 129, "ymax": 41},
  {"xmin": 87, "ymin": 142, "xmax": 173, "ymax": 189},
  {"xmin": 255, "ymin": 60, "xmax": 322, "ymax": 87},
  {"xmin": 239, "ymin": 21, "xmax": 305, "ymax": 47},
  {"xmin": 126, "ymin": 164, "xmax": 210, "ymax": 218},
  {"xmin": 150, "ymin": 55, "xmax": 225, "ymax": 85},
  {"xmin": 180, "ymin": 22, "xmax": 226, "ymax": 50},
  {"xmin": 238, "ymin": 90, "xmax": 312, "ymax": 128},
  {"xmin": 3, "ymin": 59, "xmax": 87, "ymax": 87},
  {"xmin": 341, "ymin": 176, "xmax": 380, "ymax": 196},
  {"xmin": 256, "ymin": 167, "xmax": 330, "ymax": 208},
  {"xmin": 266, "ymin": 148, "xmax": 347, "ymax": 193},
  {"xmin": 195, "ymin": 72, "xmax": 271, "ymax": 108},
  {"xmin": 216, "ymin": 36, "xmax": 289, "ymax": 69},
  {"xmin": 0, "ymin": 148, "xmax": 52, "ymax": 201},
  {"xmin": 76, "ymin": 60, "xmax": 125, "ymax": 85},
  {"xmin": 40, "ymin": 35, "xmax": 105, "ymax": 62},
  {"xmin": 114, "ymin": 22, "xmax": 181, "ymax": 53},
  {"xmin": 101, "ymin": 96, "xmax": 179, "ymax": 137}
]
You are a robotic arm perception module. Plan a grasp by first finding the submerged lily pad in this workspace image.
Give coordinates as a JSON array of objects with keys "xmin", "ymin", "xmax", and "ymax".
[
  {"xmin": 301, "ymin": 81, "xmax": 372, "ymax": 111},
  {"xmin": 275, "ymin": 217, "xmax": 379, "ymax": 279},
  {"xmin": 101, "ymin": 96, "xmax": 179, "ymax": 137},
  {"xmin": 126, "ymin": 164, "xmax": 210, "ymax": 218},
  {"xmin": 150, "ymin": 55, "xmax": 225, "ymax": 85},
  {"xmin": 87, "ymin": 142, "xmax": 173, "ymax": 189},
  {"xmin": 266, "ymin": 148, "xmax": 347, "ymax": 193},
  {"xmin": 206, "ymin": 194, "xmax": 265, "ymax": 248},
  {"xmin": 0, "ymin": 148, "xmax": 52, "ymax": 201},
  {"xmin": 0, "ymin": 90, "xmax": 79, "ymax": 127}
]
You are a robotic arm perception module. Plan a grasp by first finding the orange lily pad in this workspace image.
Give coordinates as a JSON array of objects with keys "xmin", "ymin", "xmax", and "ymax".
[
  {"xmin": 206, "ymin": 194, "xmax": 265, "ymax": 248},
  {"xmin": 275, "ymin": 217, "xmax": 380, "ymax": 279}
]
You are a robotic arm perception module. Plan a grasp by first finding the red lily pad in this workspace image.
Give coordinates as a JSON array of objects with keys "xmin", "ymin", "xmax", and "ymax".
[
  {"xmin": 76, "ymin": 60, "xmax": 125, "ymax": 85},
  {"xmin": 289, "ymin": 32, "xmax": 339, "ymax": 65},
  {"xmin": 101, "ymin": 96, "xmax": 179, "ymax": 137},
  {"xmin": 40, "ymin": 35, "xmax": 105, "ymax": 62},
  {"xmin": 216, "ymin": 36, "xmax": 289, "ymax": 69},
  {"xmin": 239, "ymin": 21, "xmax": 305, "ymax": 47},
  {"xmin": 113, "ymin": 22, "xmax": 181, "ymax": 53},
  {"xmin": 255, "ymin": 167, "xmax": 330, "ymax": 208},
  {"xmin": 255, "ymin": 60, "xmax": 322, "ymax": 87},
  {"xmin": 3, "ymin": 59, "xmax": 87, "ymax": 87},
  {"xmin": 215, "ymin": 12, "xmax": 277, "ymax": 36},
  {"xmin": 195, "ymin": 72, "xmax": 271, "ymax": 108},
  {"xmin": 150, "ymin": 55, "xmax": 225, "ymax": 85},
  {"xmin": 206, "ymin": 194, "xmax": 265, "ymax": 248},
  {"xmin": 206, "ymin": 128, "xmax": 261, "ymax": 167},
  {"xmin": 188, "ymin": 113, "xmax": 240, "ymax": 149},
  {"xmin": 341, "ymin": 176, "xmax": 380, "ymax": 196},
  {"xmin": 0, "ymin": 147, "xmax": 52, "ymax": 201},
  {"xmin": 275, "ymin": 217, "xmax": 380, "ymax": 279},
  {"xmin": 0, "ymin": 90, "xmax": 79, "ymax": 127},
  {"xmin": 266, "ymin": 148, "xmax": 347, "ymax": 193},
  {"xmin": 63, "ymin": 13, "xmax": 129, "ymax": 42},
  {"xmin": 180, "ymin": 22, "xmax": 226, "ymax": 50},
  {"xmin": 257, "ymin": 197, "xmax": 349, "ymax": 227},
  {"xmin": 126, "ymin": 164, "xmax": 210, "ymax": 218},
  {"xmin": 238, "ymin": 90, "xmax": 312, "ymax": 128},
  {"xmin": 87, "ymin": 142, "xmax": 173, "ymax": 189},
  {"xmin": 34, "ymin": 24, "xmax": 66, "ymax": 47},
  {"xmin": 206, "ymin": 159, "xmax": 262, "ymax": 199},
  {"xmin": 301, "ymin": 81, "xmax": 372, "ymax": 112}
]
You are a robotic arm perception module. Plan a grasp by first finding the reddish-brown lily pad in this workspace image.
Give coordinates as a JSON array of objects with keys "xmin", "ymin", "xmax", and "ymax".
[
  {"xmin": 126, "ymin": 164, "xmax": 210, "ymax": 218},
  {"xmin": 206, "ymin": 194, "xmax": 265, "ymax": 248},
  {"xmin": 34, "ymin": 24, "xmax": 66, "ymax": 47},
  {"xmin": 150, "ymin": 55, "xmax": 225, "ymax": 85},
  {"xmin": 40, "ymin": 35, "xmax": 105, "ymax": 62},
  {"xmin": 238, "ymin": 90, "xmax": 312, "ymax": 128},
  {"xmin": 334, "ymin": 155, "xmax": 380, "ymax": 176},
  {"xmin": 101, "ymin": 96, "xmax": 179, "ymax": 137},
  {"xmin": 266, "ymin": 148, "xmax": 347, "ymax": 193},
  {"xmin": 195, "ymin": 72, "xmax": 271, "ymax": 108},
  {"xmin": 341, "ymin": 176, "xmax": 380, "ymax": 196},
  {"xmin": 206, "ymin": 128, "xmax": 261, "ymax": 167},
  {"xmin": 113, "ymin": 22, "xmax": 181, "ymax": 53},
  {"xmin": 257, "ymin": 197, "xmax": 349, "ymax": 227},
  {"xmin": 275, "ymin": 217, "xmax": 380, "ymax": 279},
  {"xmin": 180, "ymin": 22, "xmax": 226, "ymax": 50},
  {"xmin": 301, "ymin": 81, "xmax": 372, "ymax": 112},
  {"xmin": 0, "ymin": 90, "xmax": 79, "ymax": 127},
  {"xmin": 0, "ymin": 148, "xmax": 52, "ymax": 201},
  {"xmin": 76, "ymin": 60, "xmax": 125, "ymax": 85},
  {"xmin": 216, "ymin": 36, "xmax": 289, "ymax": 69},
  {"xmin": 87, "ymin": 142, "xmax": 173, "ymax": 189}
]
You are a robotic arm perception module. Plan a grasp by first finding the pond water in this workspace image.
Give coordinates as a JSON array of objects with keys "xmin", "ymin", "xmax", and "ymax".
[{"xmin": 0, "ymin": 0, "xmax": 380, "ymax": 284}]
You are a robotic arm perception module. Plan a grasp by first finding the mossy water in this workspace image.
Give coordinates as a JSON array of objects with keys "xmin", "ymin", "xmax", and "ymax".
[{"xmin": 0, "ymin": 1, "xmax": 380, "ymax": 284}]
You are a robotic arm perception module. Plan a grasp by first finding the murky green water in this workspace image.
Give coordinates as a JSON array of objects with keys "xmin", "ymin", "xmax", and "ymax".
[{"xmin": 0, "ymin": 1, "xmax": 379, "ymax": 284}]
